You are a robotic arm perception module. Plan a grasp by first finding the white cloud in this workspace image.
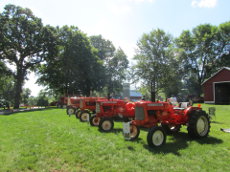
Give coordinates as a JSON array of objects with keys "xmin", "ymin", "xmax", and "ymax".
[{"xmin": 191, "ymin": 0, "xmax": 218, "ymax": 8}]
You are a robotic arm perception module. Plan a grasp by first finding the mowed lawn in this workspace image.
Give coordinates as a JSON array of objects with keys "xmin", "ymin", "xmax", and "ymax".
[{"xmin": 0, "ymin": 104, "xmax": 230, "ymax": 172}]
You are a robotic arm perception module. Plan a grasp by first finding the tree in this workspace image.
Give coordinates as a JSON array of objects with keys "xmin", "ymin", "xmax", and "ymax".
[
  {"xmin": 106, "ymin": 48, "xmax": 129, "ymax": 97},
  {"xmin": 38, "ymin": 26, "xmax": 105, "ymax": 96},
  {"xmin": 0, "ymin": 4, "xmax": 57, "ymax": 108},
  {"xmin": 132, "ymin": 29, "xmax": 174, "ymax": 101},
  {"xmin": 90, "ymin": 35, "xmax": 115, "ymax": 60},
  {"xmin": 0, "ymin": 61, "xmax": 14, "ymax": 106},
  {"xmin": 36, "ymin": 90, "xmax": 49, "ymax": 107},
  {"xmin": 21, "ymin": 88, "xmax": 31, "ymax": 105},
  {"xmin": 90, "ymin": 35, "xmax": 128, "ymax": 98},
  {"xmin": 176, "ymin": 22, "xmax": 230, "ymax": 96}
]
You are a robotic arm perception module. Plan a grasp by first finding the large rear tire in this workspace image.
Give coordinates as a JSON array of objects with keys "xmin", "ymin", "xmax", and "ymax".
[
  {"xmin": 147, "ymin": 126, "xmax": 166, "ymax": 147},
  {"xmin": 187, "ymin": 110, "xmax": 210, "ymax": 138},
  {"xmin": 99, "ymin": 118, "xmax": 114, "ymax": 132}
]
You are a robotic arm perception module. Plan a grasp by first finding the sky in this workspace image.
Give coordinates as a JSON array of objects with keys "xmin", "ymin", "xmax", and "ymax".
[{"xmin": 1, "ymin": 0, "xmax": 230, "ymax": 96}]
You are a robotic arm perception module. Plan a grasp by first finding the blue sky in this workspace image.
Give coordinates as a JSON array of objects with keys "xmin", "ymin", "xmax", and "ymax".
[{"xmin": 1, "ymin": 0, "xmax": 230, "ymax": 96}]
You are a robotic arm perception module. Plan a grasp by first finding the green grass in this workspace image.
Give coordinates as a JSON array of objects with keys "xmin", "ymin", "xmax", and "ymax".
[{"xmin": 0, "ymin": 104, "xmax": 230, "ymax": 172}]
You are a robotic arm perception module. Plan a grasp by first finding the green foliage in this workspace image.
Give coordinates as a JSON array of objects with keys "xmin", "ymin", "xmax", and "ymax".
[
  {"xmin": 90, "ymin": 36, "xmax": 129, "ymax": 97},
  {"xmin": 176, "ymin": 22, "xmax": 230, "ymax": 96},
  {"xmin": 0, "ymin": 105, "xmax": 230, "ymax": 171},
  {"xmin": 133, "ymin": 29, "xmax": 177, "ymax": 101},
  {"xmin": 0, "ymin": 61, "xmax": 14, "ymax": 105},
  {"xmin": 38, "ymin": 26, "xmax": 106, "ymax": 96},
  {"xmin": 21, "ymin": 88, "xmax": 31, "ymax": 105},
  {"xmin": 0, "ymin": 4, "xmax": 57, "ymax": 108}
]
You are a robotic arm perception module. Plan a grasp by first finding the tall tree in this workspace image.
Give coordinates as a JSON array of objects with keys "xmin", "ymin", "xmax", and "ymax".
[
  {"xmin": 176, "ymin": 22, "xmax": 230, "ymax": 96},
  {"xmin": 38, "ymin": 26, "xmax": 105, "ymax": 96},
  {"xmin": 21, "ymin": 88, "xmax": 31, "ymax": 105},
  {"xmin": 90, "ymin": 35, "xmax": 128, "ymax": 98},
  {"xmin": 0, "ymin": 4, "xmax": 57, "ymax": 108},
  {"xmin": 106, "ymin": 48, "xmax": 129, "ymax": 97},
  {"xmin": 132, "ymin": 29, "xmax": 174, "ymax": 101}
]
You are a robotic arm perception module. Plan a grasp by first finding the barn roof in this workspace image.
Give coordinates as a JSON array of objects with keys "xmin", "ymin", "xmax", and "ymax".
[{"xmin": 202, "ymin": 67, "xmax": 230, "ymax": 85}]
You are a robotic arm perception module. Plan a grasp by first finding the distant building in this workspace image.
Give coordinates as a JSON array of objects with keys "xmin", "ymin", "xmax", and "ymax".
[
  {"xmin": 130, "ymin": 90, "xmax": 142, "ymax": 102},
  {"xmin": 122, "ymin": 83, "xmax": 142, "ymax": 102},
  {"xmin": 202, "ymin": 67, "xmax": 230, "ymax": 104}
]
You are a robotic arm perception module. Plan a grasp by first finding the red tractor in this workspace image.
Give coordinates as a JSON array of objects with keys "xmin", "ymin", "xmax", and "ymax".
[
  {"xmin": 90, "ymin": 99, "xmax": 135, "ymax": 132},
  {"xmin": 128, "ymin": 101, "xmax": 211, "ymax": 147},
  {"xmin": 75, "ymin": 97, "xmax": 106, "ymax": 122},
  {"xmin": 66, "ymin": 97, "xmax": 81, "ymax": 115},
  {"xmin": 57, "ymin": 96, "xmax": 68, "ymax": 108}
]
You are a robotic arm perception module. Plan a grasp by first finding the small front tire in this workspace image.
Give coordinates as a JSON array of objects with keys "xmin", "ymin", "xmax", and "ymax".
[
  {"xmin": 90, "ymin": 116, "xmax": 100, "ymax": 126},
  {"xmin": 147, "ymin": 126, "xmax": 166, "ymax": 147},
  {"xmin": 99, "ymin": 118, "xmax": 114, "ymax": 132},
  {"xmin": 130, "ymin": 124, "xmax": 140, "ymax": 141},
  {"xmin": 80, "ymin": 111, "xmax": 90, "ymax": 122}
]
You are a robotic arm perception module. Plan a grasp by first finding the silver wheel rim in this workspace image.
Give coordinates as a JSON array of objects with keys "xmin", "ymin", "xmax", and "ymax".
[
  {"xmin": 152, "ymin": 130, "xmax": 164, "ymax": 146},
  {"xmin": 197, "ymin": 116, "xmax": 209, "ymax": 136},
  {"xmin": 93, "ymin": 117, "xmax": 100, "ymax": 126},
  {"xmin": 81, "ymin": 113, "xmax": 89, "ymax": 121},
  {"xmin": 102, "ymin": 121, "xmax": 112, "ymax": 131},
  {"xmin": 68, "ymin": 108, "xmax": 74, "ymax": 114},
  {"xmin": 130, "ymin": 125, "xmax": 138, "ymax": 138}
]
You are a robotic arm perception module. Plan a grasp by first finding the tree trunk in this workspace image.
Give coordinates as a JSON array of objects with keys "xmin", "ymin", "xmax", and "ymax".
[
  {"xmin": 151, "ymin": 91, "xmax": 156, "ymax": 102},
  {"xmin": 150, "ymin": 81, "xmax": 156, "ymax": 102},
  {"xmin": 14, "ymin": 68, "xmax": 25, "ymax": 109}
]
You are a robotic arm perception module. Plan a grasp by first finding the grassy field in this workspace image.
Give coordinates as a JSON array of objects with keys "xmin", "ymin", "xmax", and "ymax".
[{"xmin": 0, "ymin": 104, "xmax": 230, "ymax": 172}]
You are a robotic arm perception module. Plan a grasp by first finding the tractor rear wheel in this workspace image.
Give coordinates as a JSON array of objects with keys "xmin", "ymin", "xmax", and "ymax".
[
  {"xmin": 187, "ymin": 110, "xmax": 210, "ymax": 138},
  {"xmin": 66, "ymin": 107, "xmax": 75, "ymax": 115},
  {"xmin": 80, "ymin": 111, "xmax": 90, "ymax": 122},
  {"xmin": 130, "ymin": 124, "xmax": 140, "ymax": 141},
  {"xmin": 90, "ymin": 116, "xmax": 100, "ymax": 126},
  {"xmin": 147, "ymin": 126, "xmax": 166, "ymax": 147},
  {"xmin": 161, "ymin": 124, "xmax": 181, "ymax": 134},
  {"xmin": 99, "ymin": 118, "xmax": 114, "ymax": 132}
]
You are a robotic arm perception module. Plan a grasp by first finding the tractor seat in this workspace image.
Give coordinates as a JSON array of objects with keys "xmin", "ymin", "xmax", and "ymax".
[{"xmin": 173, "ymin": 102, "xmax": 190, "ymax": 110}]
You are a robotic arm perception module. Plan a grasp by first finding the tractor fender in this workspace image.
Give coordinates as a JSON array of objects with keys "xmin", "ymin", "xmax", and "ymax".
[
  {"xmin": 184, "ymin": 106, "xmax": 193, "ymax": 116},
  {"xmin": 84, "ymin": 109, "xmax": 92, "ymax": 114}
]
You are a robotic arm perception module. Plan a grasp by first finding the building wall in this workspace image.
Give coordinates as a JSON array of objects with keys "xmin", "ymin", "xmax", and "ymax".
[{"xmin": 203, "ymin": 68, "xmax": 230, "ymax": 103}]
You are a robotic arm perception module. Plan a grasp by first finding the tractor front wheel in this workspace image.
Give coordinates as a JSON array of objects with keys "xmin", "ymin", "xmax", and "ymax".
[
  {"xmin": 66, "ymin": 107, "xmax": 75, "ymax": 115},
  {"xmin": 99, "ymin": 118, "xmax": 114, "ymax": 132},
  {"xmin": 80, "ymin": 111, "xmax": 90, "ymax": 122},
  {"xmin": 147, "ymin": 126, "xmax": 166, "ymax": 147},
  {"xmin": 90, "ymin": 116, "xmax": 100, "ymax": 126},
  {"xmin": 187, "ymin": 110, "xmax": 210, "ymax": 138},
  {"xmin": 130, "ymin": 124, "xmax": 140, "ymax": 141},
  {"xmin": 161, "ymin": 124, "xmax": 181, "ymax": 134}
]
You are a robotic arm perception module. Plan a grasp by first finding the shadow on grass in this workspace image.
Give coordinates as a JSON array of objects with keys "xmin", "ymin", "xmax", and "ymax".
[
  {"xmin": 98, "ymin": 128, "xmax": 123, "ymax": 134},
  {"xmin": 0, "ymin": 107, "xmax": 59, "ymax": 116},
  {"xmin": 143, "ymin": 132, "xmax": 223, "ymax": 156}
]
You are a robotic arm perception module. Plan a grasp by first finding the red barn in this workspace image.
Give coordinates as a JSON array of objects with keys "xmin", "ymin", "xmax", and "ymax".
[{"xmin": 202, "ymin": 67, "xmax": 230, "ymax": 104}]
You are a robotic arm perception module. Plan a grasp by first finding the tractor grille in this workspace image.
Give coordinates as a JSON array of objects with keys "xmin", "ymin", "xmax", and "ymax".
[
  {"xmin": 103, "ymin": 106, "xmax": 112, "ymax": 112},
  {"xmin": 96, "ymin": 103, "xmax": 100, "ymax": 113},
  {"xmin": 135, "ymin": 106, "xmax": 145, "ymax": 120}
]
